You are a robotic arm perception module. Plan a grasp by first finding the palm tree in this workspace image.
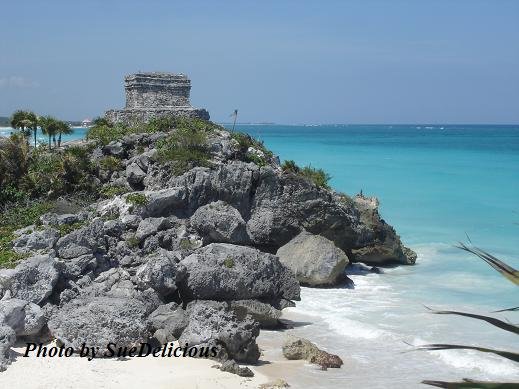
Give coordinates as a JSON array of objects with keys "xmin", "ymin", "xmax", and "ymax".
[
  {"xmin": 39, "ymin": 116, "xmax": 58, "ymax": 150},
  {"xmin": 56, "ymin": 121, "xmax": 73, "ymax": 147},
  {"xmin": 10, "ymin": 110, "xmax": 38, "ymax": 146},
  {"xmin": 28, "ymin": 112, "xmax": 39, "ymax": 148}
]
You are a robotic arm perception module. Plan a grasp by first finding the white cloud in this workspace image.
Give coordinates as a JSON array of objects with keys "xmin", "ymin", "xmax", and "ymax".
[{"xmin": 0, "ymin": 76, "xmax": 40, "ymax": 88}]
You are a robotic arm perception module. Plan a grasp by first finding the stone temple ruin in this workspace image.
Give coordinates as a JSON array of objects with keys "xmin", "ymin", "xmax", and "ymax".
[{"xmin": 105, "ymin": 72, "xmax": 210, "ymax": 125}]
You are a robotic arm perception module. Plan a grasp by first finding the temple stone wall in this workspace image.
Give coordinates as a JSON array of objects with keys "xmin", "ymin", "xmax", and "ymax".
[
  {"xmin": 105, "ymin": 107, "xmax": 210, "ymax": 127},
  {"xmin": 105, "ymin": 72, "xmax": 209, "ymax": 125}
]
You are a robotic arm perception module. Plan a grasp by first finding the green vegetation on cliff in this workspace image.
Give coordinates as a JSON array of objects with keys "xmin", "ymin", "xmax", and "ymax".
[
  {"xmin": 157, "ymin": 127, "xmax": 212, "ymax": 174},
  {"xmin": 0, "ymin": 201, "xmax": 53, "ymax": 267},
  {"xmin": 282, "ymin": 159, "xmax": 331, "ymax": 189},
  {"xmin": 1, "ymin": 113, "xmax": 333, "ymax": 269}
]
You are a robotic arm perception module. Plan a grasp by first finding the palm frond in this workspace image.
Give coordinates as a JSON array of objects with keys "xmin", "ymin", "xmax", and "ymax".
[
  {"xmin": 416, "ymin": 343, "xmax": 519, "ymax": 363},
  {"xmin": 423, "ymin": 379, "xmax": 519, "ymax": 388},
  {"xmin": 424, "ymin": 307, "xmax": 519, "ymax": 335},
  {"xmin": 494, "ymin": 306, "xmax": 519, "ymax": 313},
  {"xmin": 456, "ymin": 242, "xmax": 519, "ymax": 285}
]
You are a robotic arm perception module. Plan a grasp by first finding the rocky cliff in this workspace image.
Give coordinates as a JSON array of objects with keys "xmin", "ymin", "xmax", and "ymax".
[{"xmin": 0, "ymin": 122, "xmax": 415, "ymax": 371}]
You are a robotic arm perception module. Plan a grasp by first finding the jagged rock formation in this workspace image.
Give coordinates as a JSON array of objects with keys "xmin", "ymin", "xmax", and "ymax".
[
  {"xmin": 0, "ymin": 123, "xmax": 415, "ymax": 371},
  {"xmin": 105, "ymin": 72, "xmax": 210, "ymax": 125}
]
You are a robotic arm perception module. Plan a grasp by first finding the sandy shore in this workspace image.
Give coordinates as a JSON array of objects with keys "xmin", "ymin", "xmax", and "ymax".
[
  {"xmin": 0, "ymin": 315, "xmax": 315, "ymax": 389},
  {"xmin": 0, "ymin": 307, "xmax": 318, "ymax": 389},
  {"xmin": 0, "ymin": 342, "xmax": 271, "ymax": 389}
]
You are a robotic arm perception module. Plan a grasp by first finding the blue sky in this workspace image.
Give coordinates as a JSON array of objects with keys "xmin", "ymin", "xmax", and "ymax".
[{"xmin": 1, "ymin": 0, "xmax": 518, "ymax": 123}]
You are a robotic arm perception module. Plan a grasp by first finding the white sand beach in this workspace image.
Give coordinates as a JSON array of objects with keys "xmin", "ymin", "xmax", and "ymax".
[
  {"xmin": 0, "ymin": 341, "xmax": 271, "ymax": 389},
  {"xmin": 0, "ymin": 312, "xmax": 318, "ymax": 389}
]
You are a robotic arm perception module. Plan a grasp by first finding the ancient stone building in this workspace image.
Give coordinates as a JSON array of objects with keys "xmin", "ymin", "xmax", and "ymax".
[{"xmin": 105, "ymin": 72, "xmax": 209, "ymax": 125}]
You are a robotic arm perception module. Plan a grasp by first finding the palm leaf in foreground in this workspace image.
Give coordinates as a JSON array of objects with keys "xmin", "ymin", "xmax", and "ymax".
[
  {"xmin": 456, "ymin": 243, "xmax": 519, "ymax": 285},
  {"xmin": 422, "ymin": 379, "xmax": 519, "ymax": 388},
  {"xmin": 416, "ymin": 344, "xmax": 519, "ymax": 363},
  {"xmin": 424, "ymin": 307, "xmax": 519, "ymax": 335},
  {"xmin": 494, "ymin": 306, "xmax": 519, "ymax": 313}
]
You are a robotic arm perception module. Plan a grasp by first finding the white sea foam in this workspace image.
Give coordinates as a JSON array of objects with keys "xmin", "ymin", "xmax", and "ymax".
[
  {"xmin": 283, "ymin": 242, "xmax": 519, "ymax": 386},
  {"xmin": 432, "ymin": 349, "xmax": 519, "ymax": 377}
]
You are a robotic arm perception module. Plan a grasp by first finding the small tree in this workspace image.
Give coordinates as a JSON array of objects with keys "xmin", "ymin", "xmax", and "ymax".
[
  {"xmin": 56, "ymin": 121, "xmax": 73, "ymax": 147},
  {"xmin": 10, "ymin": 110, "xmax": 38, "ymax": 147},
  {"xmin": 39, "ymin": 116, "xmax": 59, "ymax": 150}
]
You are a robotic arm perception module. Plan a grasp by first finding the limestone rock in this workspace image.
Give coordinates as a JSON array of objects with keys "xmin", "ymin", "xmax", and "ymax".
[
  {"xmin": 126, "ymin": 162, "xmax": 146, "ymax": 187},
  {"xmin": 190, "ymin": 201, "xmax": 249, "ymax": 244},
  {"xmin": 351, "ymin": 195, "xmax": 416, "ymax": 265},
  {"xmin": 135, "ymin": 217, "xmax": 170, "ymax": 241},
  {"xmin": 12, "ymin": 227, "xmax": 60, "ymax": 254},
  {"xmin": 0, "ymin": 298, "xmax": 45, "ymax": 337},
  {"xmin": 0, "ymin": 254, "xmax": 58, "ymax": 305},
  {"xmin": 276, "ymin": 231, "xmax": 349, "ymax": 286},
  {"xmin": 48, "ymin": 290, "xmax": 160, "ymax": 351},
  {"xmin": 102, "ymin": 141, "xmax": 124, "ymax": 157},
  {"xmin": 55, "ymin": 254, "xmax": 99, "ymax": 280},
  {"xmin": 215, "ymin": 360, "xmax": 254, "ymax": 377},
  {"xmin": 55, "ymin": 219, "xmax": 105, "ymax": 259},
  {"xmin": 230, "ymin": 300, "xmax": 282, "ymax": 329},
  {"xmin": 143, "ymin": 187, "xmax": 187, "ymax": 217},
  {"xmin": 179, "ymin": 300, "xmax": 260, "ymax": 363},
  {"xmin": 148, "ymin": 302, "xmax": 188, "ymax": 342},
  {"xmin": 179, "ymin": 243, "xmax": 300, "ymax": 302},
  {"xmin": 133, "ymin": 250, "xmax": 185, "ymax": 298},
  {"xmin": 0, "ymin": 325, "xmax": 16, "ymax": 372},
  {"xmin": 282, "ymin": 337, "xmax": 343, "ymax": 370}
]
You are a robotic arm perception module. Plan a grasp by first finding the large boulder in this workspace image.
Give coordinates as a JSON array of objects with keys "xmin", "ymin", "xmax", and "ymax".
[
  {"xmin": 47, "ymin": 268, "xmax": 161, "ymax": 349},
  {"xmin": 276, "ymin": 231, "xmax": 349, "ymax": 286},
  {"xmin": 179, "ymin": 243, "xmax": 300, "ymax": 302},
  {"xmin": 0, "ymin": 254, "xmax": 58, "ymax": 305},
  {"xmin": 0, "ymin": 298, "xmax": 46, "ymax": 337},
  {"xmin": 48, "ymin": 290, "xmax": 160, "ymax": 351},
  {"xmin": 179, "ymin": 300, "xmax": 260, "ymax": 363},
  {"xmin": 190, "ymin": 201, "xmax": 249, "ymax": 244}
]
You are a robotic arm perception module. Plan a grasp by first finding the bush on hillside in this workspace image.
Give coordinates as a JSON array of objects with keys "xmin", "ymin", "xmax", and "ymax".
[
  {"xmin": 157, "ymin": 127, "xmax": 211, "ymax": 175},
  {"xmin": 281, "ymin": 159, "xmax": 331, "ymax": 189},
  {"xmin": 0, "ymin": 201, "xmax": 53, "ymax": 268}
]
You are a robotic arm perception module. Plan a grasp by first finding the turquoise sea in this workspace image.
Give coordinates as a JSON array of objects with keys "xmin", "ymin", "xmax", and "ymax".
[
  {"xmin": 229, "ymin": 124, "xmax": 519, "ymax": 387},
  {"xmin": 2, "ymin": 123, "xmax": 518, "ymax": 386},
  {"xmin": 0, "ymin": 126, "xmax": 89, "ymax": 144}
]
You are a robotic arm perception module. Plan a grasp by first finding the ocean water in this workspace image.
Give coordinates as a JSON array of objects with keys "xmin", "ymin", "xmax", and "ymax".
[
  {"xmin": 0, "ymin": 127, "xmax": 89, "ymax": 143},
  {"xmin": 3, "ymin": 123, "xmax": 518, "ymax": 386},
  {"xmin": 228, "ymin": 124, "xmax": 519, "ymax": 387}
]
